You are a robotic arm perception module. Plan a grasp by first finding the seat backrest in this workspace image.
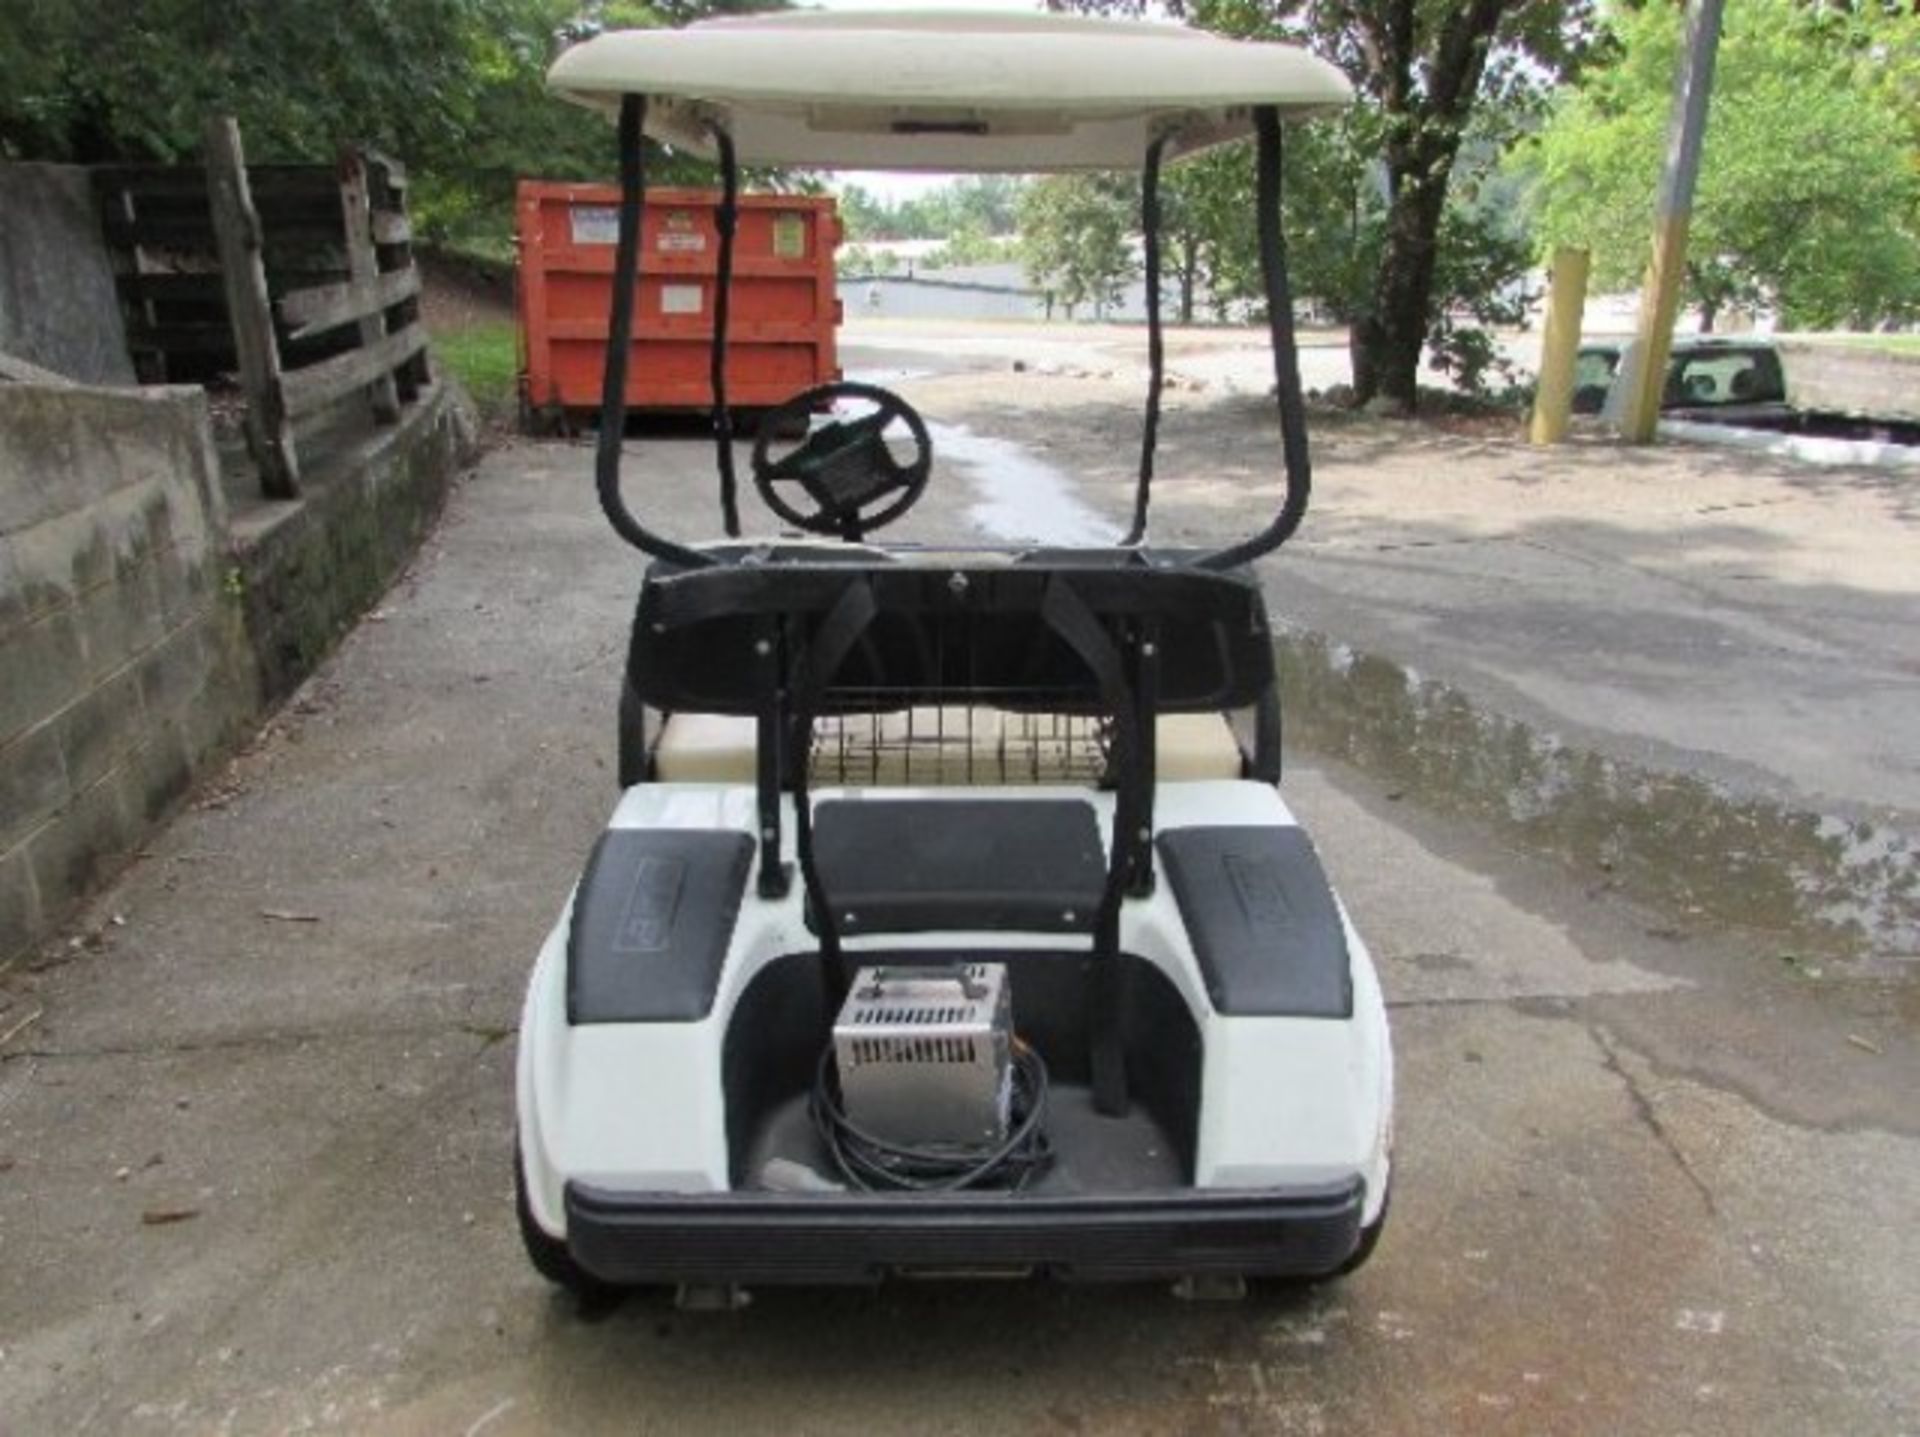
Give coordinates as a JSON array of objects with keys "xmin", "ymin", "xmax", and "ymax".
[{"xmin": 627, "ymin": 556, "xmax": 1276, "ymax": 718}]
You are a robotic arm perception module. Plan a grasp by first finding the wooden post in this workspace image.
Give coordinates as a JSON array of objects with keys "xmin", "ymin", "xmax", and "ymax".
[
  {"xmin": 204, "ymin": 115, "xmax": 299, "ymax": 497},
  {"xmin": 365, "ymin": 151, "xmax": 431, "ymax": 399},
  {"xmin": 338, "ymin": 148, "xmax": 401, "ymax": 423},
  {"xmin": 1529, "ymin": 246, "xmax": 1591, "ymax": 446}
]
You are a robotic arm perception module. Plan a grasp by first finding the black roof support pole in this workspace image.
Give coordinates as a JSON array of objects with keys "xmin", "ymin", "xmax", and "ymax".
[
  {"xmin": 785, "ymin": 579, "xmax": 880, "ymax": 1009},
  {"xmin": 1039, "ymin": 577, "xmax": 1140, "ymax": 1119},
  {"xmin": 1200, "ymin": 105, "xmax": 1311, "ymax": 571},
  {"xmin": 753, "ymin": 615, "xmax": 792, "ymax": 900},
  {"xmin": 596, "ymin": 94, "xmax": 715, "ymax": 567},
  {"xmin": 1122, "ymin": 132, "xmax": 1171, "ymax": 548},
  {"xmin": 705, "ymin": 120, "xmax": 743, "ymax": 537}
]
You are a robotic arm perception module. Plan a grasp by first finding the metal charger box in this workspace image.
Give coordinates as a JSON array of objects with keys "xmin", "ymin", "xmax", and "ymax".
[{"xmin": 832, "ymin": 964, "xmax": 1012, "ymax": 1149}]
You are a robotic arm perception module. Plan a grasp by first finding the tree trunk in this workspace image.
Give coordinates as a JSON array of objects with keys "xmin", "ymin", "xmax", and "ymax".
[
  {"xmin": 1352, "ymin": 161, "xmax": 1450, "ymax": 414},
  {"xmin": 1177, "ymin": 239, "xmax": 1198, "ymax": 325},
  {"xmin": 1344, "ymin": 0, "xmax": 1512, "ymax": 414},
  {"xmin": 1348, "ymin": 323, "xmax": 1376, "ymax": 405},
  {"xmin": 1698, "ymin": 302, "xmax": 1717, "ymax": 334}
]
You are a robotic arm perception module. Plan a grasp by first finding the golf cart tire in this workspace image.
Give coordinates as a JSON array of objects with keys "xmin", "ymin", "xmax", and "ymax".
[
  {"xmin": 1334, "ymin": 1184, "xmax": 1390, "ymax": 1278},
  {"xmin": 515, "ymin": 1145, "xmax": 608, "ymax": 1299},
  {"xmin": 1248, "ymin": 1184, "xmax": 1388, "ymax": 1296}
]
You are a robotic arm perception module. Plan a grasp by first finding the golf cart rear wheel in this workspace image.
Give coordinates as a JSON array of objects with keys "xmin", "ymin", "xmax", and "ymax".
[
  {"xmin": 515, "ymin": 1144, "xmax": 607, "ymax": 1297},
  {"xmin": 1331, "ymin": 1183, "xmax": 1390, "ymax": 1278},
  {"xmin": 1247, "ymin": 1183, "xmax": 1388, "ymax": 1293}
]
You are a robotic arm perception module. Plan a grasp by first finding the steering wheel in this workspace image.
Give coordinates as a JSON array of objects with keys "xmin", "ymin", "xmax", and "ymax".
[{"xmin": 751, "ymin": 382, "xmax": 933, "ymax": 540}]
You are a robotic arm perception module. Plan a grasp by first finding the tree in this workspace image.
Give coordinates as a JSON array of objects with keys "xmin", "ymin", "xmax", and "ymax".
[
  {"xmin": 1018, "ymin": 173, "xmax": 1138, "ymax": 319},
  {"xmin": 1522, "ymin": 0, "xmax": 1920, "ymax": 331},
  {"xmin": 835, "ymin": 175, "xmax": 1027, "ymax": 244},
  {"xmin": 0, "ymin": 1, "xmax": 769, "ymax": 246},
  {"xmin": 0, "ymin": 0, "xmax": 522, "ymax": 165},
  {"xmin": 924, "ymin": 175, "xmax": 1025, "ymax": 238},
  {"xmin": 1055, "ymin": 0, "xmax": 1601, "ymax": 410},
  {"xmin": 924, "ymin": 225, "xmax": 1018, "ymax": 271},
  {"xmin": 836, "ymin": 184, "xmax": 895, "ymax": 242}
]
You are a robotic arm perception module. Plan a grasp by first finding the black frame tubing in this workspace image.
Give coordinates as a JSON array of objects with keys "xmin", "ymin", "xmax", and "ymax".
[
  {"xmin": 604, "ymin": 93, "xmax": 1311, "ymax": 573},
  {"xmin": 1122, "ymin": 133, "xmax": 1171, "ymax": 547},
  {"xmin": 783, "ymin": 580, "xmax": 881, "ymax": 1006},
  {"xmin": 706, "ymin": 120, "xmax": 743, "ymax": 537},
  {"xmin": 1200, "ymin": 105, "xmax": 1313, "ymax": 571},
  {"xmin": 595, "ymin": 94, "xmax": 716, "ymax": 568},
  {"xmin": 1037, "ymin": 577, "xmax": 1145, "ymax": 1119}
]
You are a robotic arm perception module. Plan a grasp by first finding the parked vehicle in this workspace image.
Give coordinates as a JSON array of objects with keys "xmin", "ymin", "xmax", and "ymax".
[
  {"xmin": 1578, "ymin": 336, "xmax": 1920, "ymax": 445},
  {"xmin": 515, "ymin": 10, "xmax": 1392, "ymax": 1303}
]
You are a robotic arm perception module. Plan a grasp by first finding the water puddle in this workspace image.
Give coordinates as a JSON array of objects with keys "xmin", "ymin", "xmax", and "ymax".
[
  {"xmin": 927, "ymin": 420, "xmax": 1113, "ymax": 546},
  {"xmin": 1277, "ymin": 626, "xmax": 1920, "ymax": 969},
  {"xmin": 843, "ymin": 366, "xmax": 936, "ymax": 388}
]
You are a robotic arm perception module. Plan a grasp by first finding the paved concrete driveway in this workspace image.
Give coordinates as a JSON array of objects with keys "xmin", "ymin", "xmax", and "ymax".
[
  {"xmin": 2, "ymin": 407, "xmax": 1916, "ymax": 1432},
  {"xmin": 844, "ymin": 325, "xmax": 1920, "ymax": 963}
]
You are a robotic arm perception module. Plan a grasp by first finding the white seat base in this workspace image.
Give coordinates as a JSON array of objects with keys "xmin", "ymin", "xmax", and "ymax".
[{"xmin": 650, "ymin": 709, "xmax": 1247, "ymax": 785}]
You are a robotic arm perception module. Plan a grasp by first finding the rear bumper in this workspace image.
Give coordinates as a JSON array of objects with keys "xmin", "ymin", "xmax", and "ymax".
[{"xmin": 565, "ymin": 1178, "xmax": 1366, "ymax": 1285}]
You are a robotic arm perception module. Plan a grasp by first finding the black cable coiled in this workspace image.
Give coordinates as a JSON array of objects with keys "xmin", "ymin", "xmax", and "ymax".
[{"xmin": 809, "ymin": 1036, "xmax": 1055, "ymax": 1192}]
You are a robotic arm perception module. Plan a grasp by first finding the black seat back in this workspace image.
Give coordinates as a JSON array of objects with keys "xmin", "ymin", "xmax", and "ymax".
[{"xmin": 627, "ymin": 555, "xmax": 1275, "ymax": 718}]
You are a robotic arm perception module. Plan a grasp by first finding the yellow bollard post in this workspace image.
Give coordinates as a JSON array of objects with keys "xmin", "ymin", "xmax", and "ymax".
[{"xmin": 1529, "ymin": 246, "xmax": 1591, "ymax": 446}]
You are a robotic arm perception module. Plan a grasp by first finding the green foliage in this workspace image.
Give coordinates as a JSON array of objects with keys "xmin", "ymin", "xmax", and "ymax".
[
  {"xmin": 0, "ymin": 1, "xmax": 761, "ymax": 248},
  {"xmin": 432, "ymin": 320, "xmax": 519, "ymax": 421},
  {"xmin": 1138, "ymin": 97, "xmax": 1535, "ymax": 388},
  {"xmin": 0, "ymin": 0, "xmax": 519, "ymax": 164},
  {"xmin": 837, "ymin": 243, "xmax": 902, "ymax": 278},
  {"xmin": 1054, "ymin": 0, "xmax": 1603, "ymax": 407},
  {"xmin": 837, "ymin": 176, "xmax": 1025, "ymax": 243},
  {"xmin": 922, "ymin": 226, "xmax": 1019, "ymax": 271},
  {"xmin": 1522, "ymin": 0, "xmax": 1920, "ymax": 329},
  {"xmin": 1169, "ymin": 114, "xmax": 1385, "ymax": 322},
  {"xmin": 1018, "ymin": 173, "xmax": 1138, "ymax": 318}
]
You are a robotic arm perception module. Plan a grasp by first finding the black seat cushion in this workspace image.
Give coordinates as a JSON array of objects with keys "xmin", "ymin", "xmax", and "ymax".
[
  {"xmin": 1156, "ymin": 826, "xmax": 1352, "ymax": 1018},
  {"xmin": 812, "ymin": 798, "xmax": 1105, "ymax": 934},
  {"xmin": 568, "ymin": 829, "xmax": 754, "ymax": 1023}
]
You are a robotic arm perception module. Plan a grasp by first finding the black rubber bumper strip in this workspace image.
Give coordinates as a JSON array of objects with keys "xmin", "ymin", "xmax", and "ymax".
[{"xmin": 564, "ymin": 1178, "xmax": 1365, "ymax": 1285}]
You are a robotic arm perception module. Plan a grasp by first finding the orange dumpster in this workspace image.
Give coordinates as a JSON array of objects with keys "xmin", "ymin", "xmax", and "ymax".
[{"xmin": 515, "ymin": 181, "xmax": 842, "ymax": 429}]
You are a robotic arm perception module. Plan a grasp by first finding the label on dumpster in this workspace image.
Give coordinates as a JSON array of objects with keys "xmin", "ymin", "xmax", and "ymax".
[
  {"xmin": 569, "ymin": 205, "xmax": 618, "ymax": 245},
  {"xmin": 658, "ymin": 210, "xmax": 706, "ymax": 252},
  {"xmin": 660, "ymin": 284, "xmax": 703, "ymax": 315},
  {"xmin": 772, "ymin": 213, "xmax": 807, "ymax": 259}
]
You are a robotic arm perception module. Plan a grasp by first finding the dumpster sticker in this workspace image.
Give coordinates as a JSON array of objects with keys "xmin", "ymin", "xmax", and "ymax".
[
  {"xmin": 660, "ymin": 284, "xmax": 703, "ymax": 315},
  {"xmin": 657, "ymin": 210, "xmax": 707, "ymax": 252},
  {"xmin": 772, "ymin": 213, "xmax": 807, "ymax": 259},
  {"xmin": 569, "ymin": 205, "xmax": 619, "ymax": 245}
]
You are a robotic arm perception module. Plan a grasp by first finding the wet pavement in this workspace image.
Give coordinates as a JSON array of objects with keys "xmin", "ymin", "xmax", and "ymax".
[{"xmin": 2, "ymin": 336, "xmax": 1917, "ymax": 1434}]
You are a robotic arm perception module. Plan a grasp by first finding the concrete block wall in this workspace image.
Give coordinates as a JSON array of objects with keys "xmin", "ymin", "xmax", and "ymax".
[
  {"xmin": 0, "ymin": 164, "xmax": 134, "ymax": 385},
  {"xmin": 0, "ymin": 383, "xmax": 259, "ymax": 960},
  {"xmin": 238, "ymin": 386, "xmax": 475, "ymax": 704}
]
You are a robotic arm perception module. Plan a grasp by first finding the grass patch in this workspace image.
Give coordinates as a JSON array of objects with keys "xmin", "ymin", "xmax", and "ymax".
[
  {"xmin": 432, "ymin": 321, "xmax": 518, "ymax": 422},
  {"xmin": 1780, "ymin": 331, "xmax": 1920, "ymax": 357}
]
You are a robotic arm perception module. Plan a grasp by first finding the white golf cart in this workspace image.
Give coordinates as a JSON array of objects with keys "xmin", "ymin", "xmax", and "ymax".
[{"xmin": 515, "ymin": 10, "xmax": 1393, "ymax": 1301}]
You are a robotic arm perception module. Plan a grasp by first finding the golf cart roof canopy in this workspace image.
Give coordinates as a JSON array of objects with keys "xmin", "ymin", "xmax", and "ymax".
[{"xmin": 547, "ymin": 9, "xmax": 1351, "ymax": 171}]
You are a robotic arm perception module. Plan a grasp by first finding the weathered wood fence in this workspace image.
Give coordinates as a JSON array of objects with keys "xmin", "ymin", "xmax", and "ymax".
[{"xmin": 94, "ymin": 117, "xmax": 430, "ymax": 498}]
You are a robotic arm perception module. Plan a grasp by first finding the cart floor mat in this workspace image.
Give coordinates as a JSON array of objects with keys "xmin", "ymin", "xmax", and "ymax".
[
  {"xmin": 1155, "ymin": 825, "xmax": 1352, "ymax": 1017},
  {"xmin": 811, "ymin": 798, "xmax": 1105, "ymax": 934},
  {"xmin": 568, "ymin": 829, "xmax": 754, "ymax": 1023}
]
